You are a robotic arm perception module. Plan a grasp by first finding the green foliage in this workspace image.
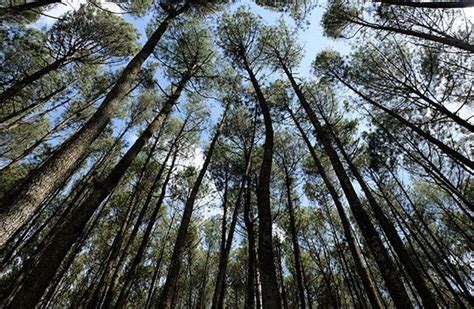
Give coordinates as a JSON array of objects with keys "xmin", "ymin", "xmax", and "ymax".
[
  {"xmin": 321, "ymin": 0, "xmax": 360, "ymax": 38},
  {"xmin": 48, "ymin": 4, "xmax": 139, "ymax": 63}
]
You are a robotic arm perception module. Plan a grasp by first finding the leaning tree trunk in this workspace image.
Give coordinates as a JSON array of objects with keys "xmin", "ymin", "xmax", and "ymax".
[
  {"xmin": 96, "ymin": 115, "xmax": 189, "ymax": 308},
  {"xmin": 323, "ymin": 115, "xmax": 439, "ymax": 308},
  {"xmin": 333, "ymin": 73, "xmax": 474, "ymax": 169},
  {"xmin": 282, "ymin": 63, "xmax": 413, "ymax": 308},
  {"xmin": 114, "ymin": 150, "xmax": 178, "ymax": 308},
  {"xmin": 144, "ymin": 212, "xmax": 177, "ymax": 309},
  {"xmin": 2, "ymin": 75, "xmax": 188, "ymax": 308},
  {"xmin": 242, "ymin": 55, "xmax": 282, "ymax": 309},
  {"xmin": 0, "ymin": 57, "xmax": 67, "ymax": 106},
  {"xmin": 347, "ymin": 15, "xmax": 474, "ymax": 52},
  {"xmin": 0, "ymin": 0, "xmax": 61, "ymax": 15},
  {"xmin": 0, "ymin": 5, "xmax": 189, "ymax": 246},
  {"xmin": 157, "ymin": 111, "xmax": 227, "ymax": 308},
  {"xmin": 288, "ymin": 108, "xmax": 383, "ymax": 309},
  {"xmin": 283, "ymin": 167, "xmax": 306, "ymax": 309},
  {"xmin": 378, "ymin": 0, "xmax": 474, "ymax": 9}
]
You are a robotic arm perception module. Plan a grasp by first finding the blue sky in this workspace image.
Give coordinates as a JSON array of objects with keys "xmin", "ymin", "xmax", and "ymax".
[
  {"xmin": 34, "ymin": 0, "xmax": 351, "ymax": 77},
  {"xmin": 30, "ymin": 0, "xmax": 473, "ymax": 159}
]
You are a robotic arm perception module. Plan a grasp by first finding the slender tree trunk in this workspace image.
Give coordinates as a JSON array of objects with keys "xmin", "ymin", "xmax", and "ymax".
[
  {"xmin": 322, "ymin": 112, "xmax": 439, "ymax": 308},
  {"xmin": 283, "ymin": 167, "xmax": 306, "ymax": 309},
  {"xmin": 85, "ymin": 130, "xmax": 163, "ymax": 308},
  {"xmin": 282, "ymin": 64, "xmax": 412, "ymax": 308},
  {"xmin": 114, "ymin": 150, "xmax": 178, "ymax": 308},
  {"xmin": 0, "ymin": 58, "xmax": 66, "ymax": 106},
  {"xmin": 0, "ymin": 6, "xmax": 189, "ymax": 246},
  {"xmin": 378, "ymin": 0, "xmax": 474, "ymax": 9},
  {"xmin": 289, "ymin": 108, "xmax": 383, "ymax": 309},
  {"xmin": 0, "ymin": 0, "xmax": 61, "ymax": 14},
  {"xmin": 212, "ymin": 148, "xmax": 255, "ymax": 309},
  {"xmin": 243, "ymin": 55, "xmax": 282, "ymax": 309},
  {"xmin": 244, "ymin": 179, "xmax": 257, "ymax": 309},
  {"xmin": 302, "ymin": 266, "xmax": 313, "ymax": 309},
  {"xmin": 144, "ymin": 213, "xmax": 176, "ymax": 309},
  {"xmin": 211, "ymin": 177, "xmax": 244, "ymax": 309},
  {"xmin": 196, "ymin": 243, "xmax": 212, "ymax": 309},
  {"xmin": 211, "ymin": 171, "xmax": 229, "ymax": 309},
  {"xmin": 157, "ymin": 111, "xmax": 226, "ymax": 308},
  {"xmin": 276, "ymin": 243, "xmax": 289, "ymax": 309},
  {"xmin": 406, "ymin": 84, "xmax": 474, "ymax": 132},
  {"xmin": 93, "ymin": 116, "xmax": 185, "ymax": 308},
  {"xmin": 372, "ymin": 174, "xmax": 470, "ymax": 307},
  {"xmin": 350, "ymin": 16, "xmax": 474, "ymax": 52},
  {"xmin": 2, "ymin": 77, "xmax": 187, "ymax": 308},
  {"xmin": 334, "ymin": 73, "xmax": 473, "ymax": 169},
  {"xmin": 368, "ymin": 110, "xmax": 473, "ymax": 211},
  {"xmin": 0, "ymin": 83, "xmax": 68, "ymax": 125}
]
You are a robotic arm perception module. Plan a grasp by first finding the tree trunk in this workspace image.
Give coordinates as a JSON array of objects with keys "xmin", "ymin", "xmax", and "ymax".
[
  {"xmin": 244, "ymin": 179, "xmax": 257, "ymax": 309},
  {"xmin": 2, "ymin": 76, "xmax": 187, "ymax": 308},
  {"xmin": 276, "ymin": 243, "xmax": 289, "ymax": 309},
  {"xmin": 282, "ymin": 63, "xmax": 412, "ymax": 308},
  {"xmin": 351, "ymin": 16, "xmax": 474, "ymax": 52},
  {"xmin": 0, "ymin": 58, "xmax": 66, "ymax": 106},
  {"xmin": 211, "ymin": 178, "xmax": 244, "ymax": 309},
  {"xmin": 114, "ymin": 150, "xmax": 178, "ymax": 308},
  {"xmin": 144, "ymin": 213, "xmax": 177, "ymax": 309},
  {"xmin": 322, "ymin": 111, "xmax": 439, "ymax": 308},
  {"xmin": 0, "ymin": 7, "xmax": 188, "ymax": 246},
  {"xmin": 335, "ymin": 71, "xmax": 473, "ymax": 169},
  {"xmin": 289, "ymin": 108, "xmax": 383, "ymax": 309},
  {"xmin": 196, "ymin": 243, "xmax": 212, "ymax": 309},
  {"xmin": 157, "ymin": 111, "xmax": 226, "ymax": 308},
  {"xmin": 378, "ymin": 0, "xmax": 474, "ymax": 9},
  {"xmin": 283, "ymin": 167, "xmax": 306, "ymax": 309},
  {"xmin": 212, "ymin": 148, "xmax": 255, "ymax": 309},
  {"xmin": 243, "ymin": 55, "xmax": 282, "ymax": 309},
  {"xmin": 0, "ymin": 0, "xmax": 61, "ymax": 15},
  {"xmin": 85, "ymin": 127, "xmax": 165, "ymax": 308}
]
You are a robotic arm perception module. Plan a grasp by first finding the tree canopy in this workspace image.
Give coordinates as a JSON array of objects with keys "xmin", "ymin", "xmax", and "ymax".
[{"xmin": 0, "ymin": 0, "xmax": 472, "ymax": 308}]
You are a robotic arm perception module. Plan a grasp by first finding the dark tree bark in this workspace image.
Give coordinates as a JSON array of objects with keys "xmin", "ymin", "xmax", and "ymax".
[
  {"xmin": 333, "ymin": 74, "xmax": 473, "ymax": 169},
  {"xmin": 321, "ymin": 109, "xmax": 438, "ymax": 308},
  {"xmin": 144, "ymin": 213, "xmax": 176, "ymax": 309},
  {"xmin": 377, "ymin": 0, "xmax": 474, "ymax": 9},
  {"xmin": 93, "ymin": 115, "xmax": 188, "ymax": 308},
  {"xmin": 282, "ymin": 63, "xmax": 412, "ymax": 308},
  {"xmin": 282, "ymin": 167, "xmax": 306, "ymax": 309},
  {"xmin": 345, "ymin": 13, "xmax": 474, "ymax": 52},
  {"xmin": 157, "ymin": 111, "xmax": 227, "ymax": 308},
  {"xmin": 0, "ymin": 5, "xmax": 189, "ymax": 246},
  {"xmin": 211, "ymin": 177, "xmax": 245, "ymax": 309},
  {"xmin": 2, "ymin": 76, "xmax": 188, "ymax": 308},
  {"xmin": 242, "ymin": 54, "xmax": 282, "ymax": 309},
  {"xmin": 114, "ymin": 149, "xmax": 178, "ymax": 308},
  {"xmin": 275, "ymin": 243, "xmax": 289, "ymax": 309},
  {"xmin": 0, "ymin": 0, "xmax": 61, "ymax": 15},
  {"xmin": 244, "ymin": 177, "xmax": 257, "ymax": 309},
  {"xmin": 0, "ymin": 57, "xmax": 67, "ymax": 106},
  {"xmin": 288, "ymin": 107, "xmax": 384, "ymax": 309},
  {"xmin": 196, "ymin": 242, "xmax": 213, "ymax": 309},
  {"xmin": 212, "ymin": 121, "xmax": 256, "ymax": 309}
]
